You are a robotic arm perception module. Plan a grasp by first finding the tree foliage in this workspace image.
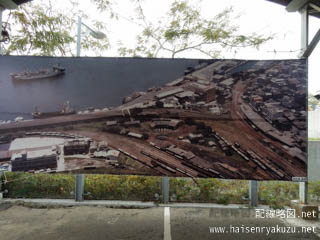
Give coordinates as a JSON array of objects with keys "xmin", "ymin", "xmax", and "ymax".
[
  {"xmin": 3, "ymin": 0, "xmax": 109, "ymax": 56},
  {"xmin": 117, "ymin": 0, "xmax": 273, "ymax": 58},
  {"xmin": 308, "ymin": 92, "xmax": 320, "ymax": 109},
  {"xmin": 3, "ymin": 0, "xmax": 272, "ymax": 57}
]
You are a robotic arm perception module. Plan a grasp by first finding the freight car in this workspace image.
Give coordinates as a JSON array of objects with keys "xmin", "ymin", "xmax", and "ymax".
[{"xmin": 151, "ymin": 160, "xmax": 176, "ymax": 174}]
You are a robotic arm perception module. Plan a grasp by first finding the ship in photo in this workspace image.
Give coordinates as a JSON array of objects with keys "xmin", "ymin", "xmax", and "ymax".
[
  {"xmin": 10, "ymin": 65, "xmax": 65, "ymax": 81},
  {"xmin": 32, "ymin": 101, "xmax": 75, "ymax": 119}
]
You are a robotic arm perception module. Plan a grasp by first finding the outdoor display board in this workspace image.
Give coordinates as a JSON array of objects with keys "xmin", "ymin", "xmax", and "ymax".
[{"xmin": 0, "ymin": 56, "xmax": 307, "ymax": 181}]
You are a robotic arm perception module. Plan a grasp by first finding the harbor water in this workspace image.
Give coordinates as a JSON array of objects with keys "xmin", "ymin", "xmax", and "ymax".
[{"xmin": 0, "ymin": 56, "xmax": 199, "ymax": 121}]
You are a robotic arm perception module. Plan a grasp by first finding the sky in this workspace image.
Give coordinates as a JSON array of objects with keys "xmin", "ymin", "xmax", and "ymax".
[{"xmin": 2, "ymin": 0, "xmax": 320, "ymax": 93}]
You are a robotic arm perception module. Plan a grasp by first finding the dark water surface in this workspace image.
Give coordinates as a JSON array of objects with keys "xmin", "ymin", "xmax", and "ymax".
[
  {"xmin": 0, "ymin": 56, "xmax": 200, "ymax": 120},
  {"xmin": 0, "ymin": 143, "xmax": 10, "ymax": 151}
]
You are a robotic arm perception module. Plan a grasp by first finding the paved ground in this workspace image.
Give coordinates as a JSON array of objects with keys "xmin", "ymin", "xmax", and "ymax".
[{"xmin": 1, "ymin": 204, "xmax": 320, "ymax": 240}]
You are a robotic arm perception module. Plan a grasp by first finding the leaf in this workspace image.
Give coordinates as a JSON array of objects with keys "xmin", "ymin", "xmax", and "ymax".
[
  {"xmin": 5, "ymin": 0, "xmax": 109, "ymax": 56},
  {"xmin": 117, "ymin": 0, "xmax": 272, "ymax": 58}
]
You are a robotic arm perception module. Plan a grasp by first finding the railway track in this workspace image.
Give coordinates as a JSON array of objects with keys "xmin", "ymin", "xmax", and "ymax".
[
  {"xmin": 230, "ymin": 81, "xmax": 306, "ymax": 179},
  {"xmin": 140, "ymin": 150, "xmax": 198, "ymax": 178}
]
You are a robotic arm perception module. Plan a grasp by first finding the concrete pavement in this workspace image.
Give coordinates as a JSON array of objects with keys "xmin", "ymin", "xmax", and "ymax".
[{"xmin": 0, "ymin": 203, "xmax": 320, "ymax": 240}]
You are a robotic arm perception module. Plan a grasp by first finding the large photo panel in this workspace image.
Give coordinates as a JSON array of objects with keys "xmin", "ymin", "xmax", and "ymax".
[{"xmin": 0, "ymin": 56, "xmax": 307, "ymax": 180}]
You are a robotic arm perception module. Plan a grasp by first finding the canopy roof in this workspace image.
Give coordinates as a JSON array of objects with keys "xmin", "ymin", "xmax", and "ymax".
[
  {"xmin": 0, "ymin": 0, "xmax": 32, "ymax": 9},
  {"xmin": 266, "ymin": 0, "xmax": 320, "ymax": 18}
]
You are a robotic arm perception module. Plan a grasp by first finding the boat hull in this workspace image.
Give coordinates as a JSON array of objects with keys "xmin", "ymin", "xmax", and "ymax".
[
  {"xmin": 11, "ymin": 67, "xmax": 65, "ymax": 81},
  {"xmin": 32, "ymin": 111, "xmax": 76, "ymax": 119}
]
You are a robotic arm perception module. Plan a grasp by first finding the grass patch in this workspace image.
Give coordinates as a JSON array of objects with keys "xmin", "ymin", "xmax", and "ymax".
[{"xmin": 308, "ymin": 138, "xmax": 320, "ymax": 141}]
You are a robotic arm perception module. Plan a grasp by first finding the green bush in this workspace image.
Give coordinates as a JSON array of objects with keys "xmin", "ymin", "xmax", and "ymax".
[
  {"xmin": 169, "ymin": 178, "xmax": 248, "ymax": 204},
  {"xmin": 258, "ymin": 181, "xmax": 299, "ymax": 208},
  {"xmin": 308, "ymin": 181, "xmax": 320, "ymax": 202},
  {"xmin": 84, "ymin": 175, "xmax": 161, "ymax": 201},
  {"xmin": 3, "ymin": 172, "xmax": 320, "ymax": 207},
  {"xmin": 4, "ymin": 172, "xmax": 74, "ymax": 199}
]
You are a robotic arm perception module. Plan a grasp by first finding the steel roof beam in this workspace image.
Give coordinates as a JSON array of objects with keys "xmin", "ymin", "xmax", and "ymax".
[
  {"xmin": 309, "ymin": 3, "xmax": 320, "ymax": 13},
  {"xmin": 286, "ymin": 0, "xmax": 310, "ymax": 12},
  {"xmin": 0, "ymin": 0, "xmax": 18, "ymax": 9},
  {"xmin": 302, "ymin": 28, "xmax": 320, "ymax": 58}
]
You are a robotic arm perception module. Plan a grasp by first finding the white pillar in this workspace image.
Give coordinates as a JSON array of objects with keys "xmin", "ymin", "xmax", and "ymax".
[
  {"xmin": 299, "ymin": 4, "xmax": 308, "ymax": 204},
  {"xmin": 75, "ymin": 16, "xmax": 84, "ymax": 197},
  {"xmin": 0, "ymin": 6, "xmax": 3, "ymax": 55},
  {"xmin": 300, "ymin": 5, "xmax": 309, "ymax": 52},
  {"xmin": 76, "ymin": 16, "xmax": 82, "ymax": 57}
]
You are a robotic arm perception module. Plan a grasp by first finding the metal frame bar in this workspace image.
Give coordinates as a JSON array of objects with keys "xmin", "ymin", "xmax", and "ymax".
[
  {"xmin": 0, "ymin": 6, "xmax": 3, "ymax": 55},
  {"xmin": 81, "ymin": 22, "xmax": 96, "ymax": 36},
  {"xmin": 309, "ymin": 3, "xmax": 320, "ymax": 13},
  {"xmin": 300, "ymin": 4, "xmax": 309, "ymax": 204},
  {"xmin": 0, "ymin": 171, "xmax": 3, "ymax": 192},
  {"xmin": 0, "ymin": 170, "xmax": 5, "ymax": 200},
  {"xmin": 302, "ymin": 28, "xmax": 320, "ymax": 58},
  {"xmin": 0, "ymin": 0, "xmax": 18, "ymax": 9},
  {"xmin": 286, "ymin": 0, "xmax": 309, "ymax": 12},
  {"xmin": 75, "ymin": 16, "xmax": 85, "ymax": 202},
  {"xmin": 162, "ymin": 176, "xmax": 169, "ymax": 204},
  {"xmin": 76, "ymin": 16, "xmax": 81, "ymax": 57},
  {"xmin": 75, "ymin": 174, "xmax": 85, "ymax": 202},
  {"xmin": 75, "ymin": 15, "xmax": 106, "ymax": 201},
  {"xmin": 301, "ymin": 5, "xmax": 309, "ymax": 50},
  {"xmin": 249, "ymin": 180, "xmax": 258, "ymax": 207}
]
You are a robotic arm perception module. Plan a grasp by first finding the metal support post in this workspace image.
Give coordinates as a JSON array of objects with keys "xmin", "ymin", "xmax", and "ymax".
[
  {"xmin": 299, "ymin": 4, "xmax": 309, "ymax": 204},
  {"xmin": 302, "ymin": 28, "xmax": 320, "ymax": 58},
  {"xmin": 299, "ymin": 181, "xmax": 308, "ymax": 204},
  {"xmin": 162, "ymin": 176, "xmax": 169, "ymax": 204},
  {"xmin": 0, "ymin": 6, "xmax": 3, "ymax": 55},
  {"xmin": 74, "ymin": 16, "xmax": 106, "ymax": 201},
  {"xmin": 75, "ymin": 15, "xmax": 83, "ymax": 202},
  {"xmin": 75, "ymin": 174, "xmax": 85, "ymax": 202},
  {"xmin": 249, "ymin": 180, "xmax": 258, "ymax": 207},
  {"xmin": 76, "ymin": 16, "xmax": 82, "ymax": 57},
  {"xmin": 0, "ymin": 171, "xmax": 3, "ymax": 190},
  {"xmin": 0, "ymin": 171, "xmax": 3, "ymax": 200},
  {"xmin": 300, "ymin": 5, "xmax": 309, "ymax": 54}
]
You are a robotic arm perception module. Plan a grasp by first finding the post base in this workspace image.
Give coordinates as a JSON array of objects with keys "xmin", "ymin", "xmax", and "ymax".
[{"xmin": 291, "ymin": 200, "xmax": 318, "ymax": 220}]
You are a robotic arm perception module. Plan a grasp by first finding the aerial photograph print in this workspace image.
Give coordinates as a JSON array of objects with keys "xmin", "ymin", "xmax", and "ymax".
[{"xmin": 0, "ymin": 56, "xmax": 307, "ymax": 181}]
